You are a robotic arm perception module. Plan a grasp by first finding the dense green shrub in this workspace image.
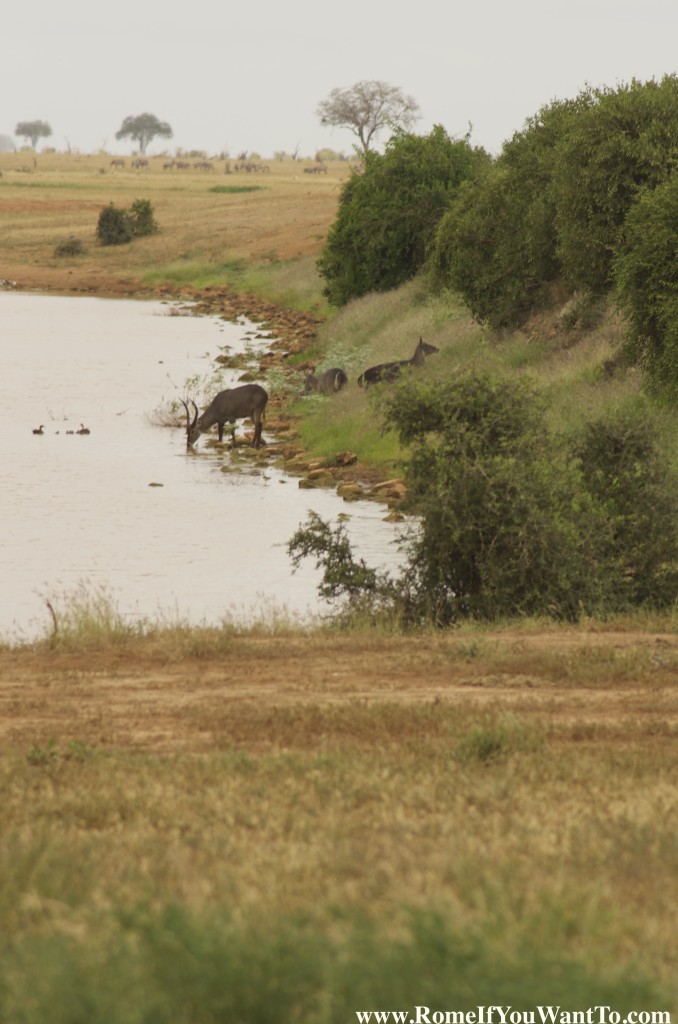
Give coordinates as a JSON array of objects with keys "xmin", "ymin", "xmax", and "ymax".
[
  {"xmin": 552, "ymin": 76, "xmax": 678, "ymax": 293},
  {"xmin": 96, "ymin": 198, "xmax": 158, "ymax": 245},
  {"xmin": 429, "ymin": 76, "xmax": 678, "ymax": 331},
  {"xmin": 317, "ymin": 125, "xmax": 488, "ymax": 306},
  {"xmin": 96, "ymin": 203, "xmax": 133, "ymax": 245},
  {"xmin": 381, "ymin": 375, "xmax": 609, "ymax": 623},
  {"xmin": 573, "ymin": 406, "xmax": 678, "ymax": 605},
  {"xmin": 614, "ymin": 173, "xmax": 678, "ymax": 397},
  {"xmin": 429, "ymin": 95, "xmax": 590, "ymax": 328},
  {"xmin": 128, "ymin": 197, "xmax": 159, "ymax": 237},
  {"xmin": 291, "ymin": 377, "xmax": 678, "ymax": 624}
]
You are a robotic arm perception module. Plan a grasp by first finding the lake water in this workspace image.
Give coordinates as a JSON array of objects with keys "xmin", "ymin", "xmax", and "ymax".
[{"xmin": 0, "ymin": 292, "xmax": 408, "ymax": 641}]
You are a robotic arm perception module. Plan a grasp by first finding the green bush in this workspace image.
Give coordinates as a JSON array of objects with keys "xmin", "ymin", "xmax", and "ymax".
[
  {"xmin": 429, "ymin": 94, "xmax": 589, "ymax": 328},
  {"xmin": 552, "ymin": 76, "xmax": 678, "ymax": 293},
  {"xmin": 291, "ymin": 377, "xmax": 678, "ymax": 624},
  {"xmin": 96, "ymin": 203, "xmax": 133, "ymax": 245},
  {"xmin": 96, "ymin": 199, "xmax": 158, "ymax": 245},
  {"xmin": 614, "ymin": 173, "xmax": 678, "ymax": 397},
  {"xmin": 318, "ymin": 125, "xmax": 488, "ymax": 306},
  {"xmin": 128, "ymin": 198, "xmax": 158, "ymax": 237},
  {"xmin": 429, "ymin": 76, "xmax": 678, "ymax": 332},
  {"xmin": 572, "ymin": 405, "xmax": 678, "ymax": 606},
  {"xmin": 382, "ymin": 374, "xmax": 607, "ymax": 623}
]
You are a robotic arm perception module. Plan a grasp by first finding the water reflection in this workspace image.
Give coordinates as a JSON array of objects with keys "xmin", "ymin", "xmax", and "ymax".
[{"xmin": 0, "ymin": 292, "xmax": 407, "ymax": 640}]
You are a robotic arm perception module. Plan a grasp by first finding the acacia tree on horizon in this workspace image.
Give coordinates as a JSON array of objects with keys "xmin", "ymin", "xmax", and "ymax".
[
  {"xmin": 15, "ymin": 120, "xmax": 52, "ymax": 148},
  {"xmin": 115, "ymin": 113, "xmax": 173, "ymax": 155},
  {"xmin": 317, "ymin": 80, "xmax": 420, "ymax": 154}
]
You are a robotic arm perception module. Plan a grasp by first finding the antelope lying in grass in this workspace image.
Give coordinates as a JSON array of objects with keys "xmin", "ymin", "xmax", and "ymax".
[
  {"xmin": 304, "ymin": 367, "xmax": 348, "ymax": 395},
  {"xmin": 358, "ymin": 337, "xmax": 439, "ymax": 387},
  {"xmin": 181, "ymin": 384, "xmax": 268, "ymax": 449}
]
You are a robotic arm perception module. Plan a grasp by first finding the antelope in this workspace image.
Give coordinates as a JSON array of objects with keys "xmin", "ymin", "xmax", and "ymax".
[
  {"xmin": 304, "ymin": 367, "xmax": 348, "ymax": 395},
  {"xmin": 358, "ymin": 337, "xmax": 439, "ymax": 387},
  {"xmin": 181, "ymin": 384, "xmax": 268, "ymax": 449}
]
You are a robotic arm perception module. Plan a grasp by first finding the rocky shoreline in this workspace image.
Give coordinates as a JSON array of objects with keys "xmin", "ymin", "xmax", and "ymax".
[{"xmin": 170, "ymin": 286, "xmax": 409, "ymax": 514}]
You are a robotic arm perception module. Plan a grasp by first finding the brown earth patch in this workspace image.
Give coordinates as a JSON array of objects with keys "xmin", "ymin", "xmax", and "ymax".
[{"xmin": 2, "ymin": 629, "xmax": 677, "ymax": 755}]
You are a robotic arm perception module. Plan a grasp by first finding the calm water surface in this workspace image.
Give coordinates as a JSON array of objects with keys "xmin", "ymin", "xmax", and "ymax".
[{"xmin": 0, "ymin": 292, "xmax": 407, "ymax": 640}]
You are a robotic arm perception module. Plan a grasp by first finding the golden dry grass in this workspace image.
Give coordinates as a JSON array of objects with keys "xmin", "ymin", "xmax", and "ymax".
[
  {"xmin": 0, "ymin": 151, "xmax": 348, "ymax": 296},
  {"xmin": 1, "ymin": 624, "xmax": 678, "ymax": 1011}
]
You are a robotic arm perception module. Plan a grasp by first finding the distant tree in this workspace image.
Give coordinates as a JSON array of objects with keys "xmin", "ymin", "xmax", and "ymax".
[
  {"xmin": 15, "ymin": 120, "xmax": 52, "ymax": 148},
  {"xmin": 317, "ymin": 80, "xmax": 420, "ymax": 154},
  {"xmin": 115, "ymin": 113, "xmax": 173, "ymax": 155}
]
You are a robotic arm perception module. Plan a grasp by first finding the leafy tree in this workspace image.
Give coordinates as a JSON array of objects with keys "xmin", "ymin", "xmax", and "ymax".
[
  {"xmin": 429, "ymin": 94, "xmax": 591, "ymax": 328},
  {"xmin": 614, "ymin": 173, "xmax": 678, "ymax": 397},
  {"xmin": 317, "ymin": 80, "xmax": 419, "ymax": 154},
  {"xmin": 552, "ymin": 76, "xmax": 678, "ymax": 293},
  {"xmin": 15, "ymin": 120, "xmax": 52, "ymax": 148},
  {"xmin": 429, "ymin": 77, "xmax": 678, "ymax": 330},
  {"xmin": 318, "ymin": 126, "xmax": 488, "ymax": 306},
  {"xmin": 115, "ymin": 113, "xmax": 173, "ymax": 154}
]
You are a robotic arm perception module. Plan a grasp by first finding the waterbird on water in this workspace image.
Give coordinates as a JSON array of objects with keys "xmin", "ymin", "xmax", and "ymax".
[
  {"xmin": 32, "ymin": 425, "xmax": 44, "ymax": 435},
  {"xmin": 76, "ymin": 424, "xmax": 90, "ymax": 435}
]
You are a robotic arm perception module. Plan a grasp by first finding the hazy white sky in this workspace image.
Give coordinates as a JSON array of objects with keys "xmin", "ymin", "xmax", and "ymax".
[{"xmin": 3, "ymin": 0, "xmax": 677, "ymax": 158}]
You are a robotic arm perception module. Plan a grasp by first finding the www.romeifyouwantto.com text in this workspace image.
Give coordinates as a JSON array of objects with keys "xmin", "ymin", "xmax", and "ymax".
[{"xmin": 355, "ymin": 1009, "xmax": 671, "ymax": 1024}]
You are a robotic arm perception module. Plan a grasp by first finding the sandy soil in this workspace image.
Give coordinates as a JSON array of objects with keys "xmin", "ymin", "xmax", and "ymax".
[{"xmin": 2, "ymin": 629, "xmax": 677, "ymax": 754}]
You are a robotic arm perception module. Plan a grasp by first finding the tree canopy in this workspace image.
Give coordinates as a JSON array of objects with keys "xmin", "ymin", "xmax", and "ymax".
[
  {"xmin": 115, "ymin": 113, "xmax": 173, "ymax": 154},
  {"xmin": 318, "ymin": 126, "xmax": 488, "ymax": 306},
  {"xmin": 317, "ymin": 80, "xmax": 419, "ymax": 154},
  {"xmin": 15, "ymin": 120, "xmax": 52, "ymax": 148}
]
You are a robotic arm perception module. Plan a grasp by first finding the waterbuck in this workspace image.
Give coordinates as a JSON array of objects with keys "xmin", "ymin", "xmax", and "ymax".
[
  {"xmin": 181, "ymin": 384, "xmax": 268, "ymax": 449},
  {"xmin": 358, "ymin": 337, "xmax": 439, "ymax": 387},
  {"xmin": 304, "ymin": 367, "xmax": 348, "ymax": 395}
]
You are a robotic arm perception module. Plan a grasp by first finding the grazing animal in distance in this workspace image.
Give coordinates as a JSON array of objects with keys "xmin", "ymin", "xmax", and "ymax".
[
  {"xmin": 304, "ymin": 367, "xmax": 348, "ymax": 395},
  {"xmin": 358, "ymin": 337, "xmax": 439, "ymax": 387},
  {"xmin": 182, "ymin": 383, "xmax": 268, "ymax": 449},
  {"xmin": 32, "ymin": 425, "xmax": 44, "ymax": 435}
]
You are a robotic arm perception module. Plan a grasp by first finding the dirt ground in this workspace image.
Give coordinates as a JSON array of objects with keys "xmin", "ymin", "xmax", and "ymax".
[{"xmin": 2, "ymin": 628, "xmax": 677, "ymax": 754}]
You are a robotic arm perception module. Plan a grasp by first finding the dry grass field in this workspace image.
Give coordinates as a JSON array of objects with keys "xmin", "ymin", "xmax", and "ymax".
[
  {"xmin": 2, "ymin": 153, "xmax": 678, "ymax": 1019},
  {"xmin": 0, "ymin": 150, "xmax": 347, "ymax": 299}
]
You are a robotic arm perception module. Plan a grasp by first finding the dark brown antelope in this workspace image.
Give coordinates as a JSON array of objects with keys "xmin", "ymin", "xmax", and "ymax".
[
  {"xmin": 358, "ymin": 337, "xmax": 439, "ymax": 387},
  {"xmin": 304, "ymin": 367, "xmax": 348, "ymax": 395},
  {"xmin": 182, "ymin": 384, "xmax": 268, "ymax": 449}
]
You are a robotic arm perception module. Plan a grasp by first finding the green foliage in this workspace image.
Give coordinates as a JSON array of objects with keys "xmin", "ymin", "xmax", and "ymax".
[
  {"xmin": 14, "ymin": 119, "xmax": 52, "ymax": 147},
  {"xmin": 573, "ymin": 406, "xmax": 678, "ymax": 606},
  {"xmin": 383, "ymin": 374, "xmax": 608, "ymax": 623},
  {"xmin": 128, "ymin": 198, "xmax": 158, "ymax": 237},
  {"xmin": 291, "ymin": 376, "xmax": 678, "ymax": 625},
  {"xmin": 429, "ymin": 76, "xmax": 678, "ymax": 335},
  {"xmin": 614, "ymin": 173, "xmax": 678, "ymax": 397},
  {"xmin": 115, "ymin": 112, "xmax": 172, "ymax": 154},
  {"xmin": 318, "ymin": 125, "xmax": 488, "ymax": 306},
  {"xmin": 288, "ymin": 511, "xmax": 395, "ymax": 607},
  {"xmin": 96, "ymin": 199, "xmax": 158, "ymax": 245},
  {"xmin": 0, "ymin": 904, "xmax": 662, "ymax": 1023},
  {"xmin": 552, "ymin": 76, "xmax": 678, "ymax": 293},
  {"xmin": 96, "ymin": 203, "xmax": 133, "ymax": 245}
]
